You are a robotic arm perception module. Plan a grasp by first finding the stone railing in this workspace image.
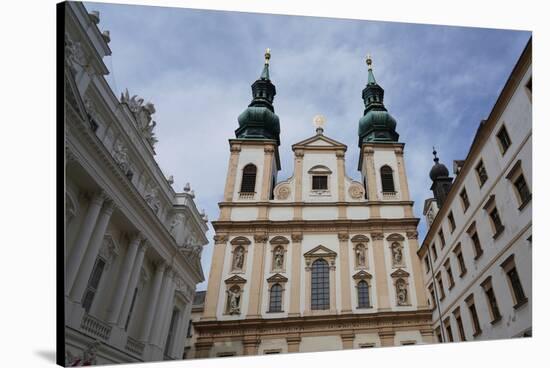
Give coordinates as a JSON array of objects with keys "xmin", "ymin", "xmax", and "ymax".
[
  {"xmin": 125, "ymin": 336, "xmax": 145, "ymax": 357},
  {"xmin": 381, "ymin": 191, "xmax": 398, "ymax": 200},
  {"xmin": 239, "ymin": 192, "xmax": 256, "ymax": 200},
  {"xmin": 80, "ymin": 314, "xmax": 112, "ymax": 340}
]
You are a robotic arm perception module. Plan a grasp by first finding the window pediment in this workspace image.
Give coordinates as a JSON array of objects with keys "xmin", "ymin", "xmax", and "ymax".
[
  {"xmin": 386, "ymin": 233, "xmax": 405, "ymax": 241},
  {"xmin": 351, "ymin": 234, "xmax": 370, "ymax": 243},
  {"xmin": 224, "ymin": 275, "xmax": 247, "ymax": 284},
  {"xmin": 230, "ymin": 236, "xmax": 251, "ymax": 245},
  {"xmin": 390, "ymin": 268, "xmax": 410, "ymax": 278},
  {"xmin": 308, "ymin": 165, "xmax": 332, "ymax": 174},
  {"xmin": 304, "ymin": 245, "xmax": 337, "ymax": 259},
  {"xmin": 352, "ymin": 270, "xmax": 373, "ymax": 280},
  {"xmin": 269, "ymin": 236, "xmax": 290, "ymax": 245},
  {"xmin": 267, "ymin": 273, "xmax": 288, "ymax": 283}
]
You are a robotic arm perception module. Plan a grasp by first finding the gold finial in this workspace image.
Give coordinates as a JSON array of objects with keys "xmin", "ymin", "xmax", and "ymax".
[
  {"xmin": 264, "ymin": 48, "xmax": 271, "ymax": 65},
  {"xmin": 366, "ymin": 54, "xmax": 373, "ymax": 70}
]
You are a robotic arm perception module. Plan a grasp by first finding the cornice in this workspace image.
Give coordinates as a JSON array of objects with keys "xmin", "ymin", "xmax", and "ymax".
[{"xmin": 218, "ymin": 200, "xmax": 415, "ymax": 208}]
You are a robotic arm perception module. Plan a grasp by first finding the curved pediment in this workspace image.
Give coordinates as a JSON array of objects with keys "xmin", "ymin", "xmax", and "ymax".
[
  {"xmin": 230, "ymin": 236, "xmax": 251, "ymax": 245},
  {"xmin": 386, "ymin": 233, "xmax": 405, "ymax": 241},
  {"xmin": 269, "ymin": 236, "xmax": 290, "ymax": 245},
  {"xmin": 350, "ymin": 234, "xmax": 370, "ymax": 243}
]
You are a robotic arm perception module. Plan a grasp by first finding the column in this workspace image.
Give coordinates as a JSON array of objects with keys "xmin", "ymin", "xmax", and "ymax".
[
  {"xmin": 258, "ymin": 146, "xmax": 275, "ymax": 220},
  {"xmin": 65, "ymin": 191, "xmax": 106, "ymax": 295},
  {"xmin": 394, "ymin": 147, "xmax": 411, "ymax": 201},
  {"xmin": 406, "ymin": 231, "xmax": 429, "ymax": 308},
  {"xmin": 172, "ymin": 299, "xmax": 191, "ymax": 358},
  {"xmin": 329, "ymin": 260, "xmax": 337, "ymax": 312},
  {"xmin": 293, "ymin": 150, "xmax": 304, "ymax": 220},
  {"xmin": 158, "ymin": 276, "xmax": 178, "ymax": 349},
  {"xmin": 242, "ymin": 336, "xmax": 260, "ymax": 355},
  {"xmin": 140, "ymin": 261, "xmax": 166, "ymax": 341},
  {"xmin": 371, "ymin": 232, "xmax": 390, "ymax": 310},
  {"xmin": 288, "ymin": 233, "xmax": 303, "ymax": 316},
  {"xmin": 117, "ymin": 240, "xmax": 148, "ymax": 328},
  {"xmin": 364, "ymin": 147, "xmax": 380, "ymax": 218},
  {"xmin": 340, "ymin": 332, "xmax": 355, "ymax": 349},
  {"xmin": 69, "ymin": 198, "xmax": 116, "ymax": 302},
  {"xmin": 202, "ymin": 235, "xmax": 228, "ymax": 320},
  {"xmin": 286, "ymin": 336, "xmax": 301, "ymax": 353},
  {"xmin": 338, "ymin": 233, "xmax": 352, "ymax": 313},
  {"xmin": 107, "ymin": 233, "xmax": 142, "ymax": 324},
  {"xmin": 149, "ymin": 269, "xmax": 174, "ymax": 345},
  {"xmin": 336, "ymin": 150, "xmax": 346, "ymax": 219},
  {"xmin": 246, "ymin": 234, "xmax": 267, "ymax": 318},
  {"xmin": 221, "ymin": 144, "xmax": 241, "ymax": 220}
]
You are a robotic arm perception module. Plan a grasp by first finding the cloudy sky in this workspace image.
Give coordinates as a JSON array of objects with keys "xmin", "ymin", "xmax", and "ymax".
[{"xmin": 84, "ymin": 1, "xmax": 530, "ymax": 290}]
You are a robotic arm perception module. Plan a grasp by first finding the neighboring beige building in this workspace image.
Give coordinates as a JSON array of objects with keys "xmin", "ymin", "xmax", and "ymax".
[
  {"xmin": 63, "ymin": 2, "xmax": 209, "ymax": 364},
  {"xmin": 192, "ymin": 52, "xmax": 433, "ymax": 358},
  {"xmin": 418, "ymin": 39, "xmax": 532, "ymax": 343}
]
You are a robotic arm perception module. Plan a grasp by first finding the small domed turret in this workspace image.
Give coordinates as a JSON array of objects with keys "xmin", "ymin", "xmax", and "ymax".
[{"xmin": 430, "ymin": 148, "xmax": 450, "ymax": 181}]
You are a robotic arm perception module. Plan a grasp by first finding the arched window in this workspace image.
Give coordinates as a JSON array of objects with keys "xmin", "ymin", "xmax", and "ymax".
[
  {"xmin": 269, "ymin": 284, "xmax": 283, "ymax": 312},
  {"xmin": 380, "ymin": 165, "xmax": 395, "ymax": 193},
  {"xmin": 311, "ymin": 259, "xmax": 330, "ymax": 310},
  {"xmin": 240, "ymin": 164, "xmax": 257, "ymax": 193},
  {"xmin": 357, "ymin": 280, "xmax": 370, "ymax": 308}
]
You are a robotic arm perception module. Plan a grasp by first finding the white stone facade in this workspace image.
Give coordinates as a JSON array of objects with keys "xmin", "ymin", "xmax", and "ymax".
[
  {"xmin": 63, "ymin": 2, "xmax": 208, "ymax": 365},
  {"xmin": 418, "ymin": 39, "xmax": 532, "ymax": 343}
]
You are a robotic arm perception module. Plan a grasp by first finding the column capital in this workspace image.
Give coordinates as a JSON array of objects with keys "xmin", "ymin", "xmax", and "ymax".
[
  {"xmin": 213, "ymin": 234, "xmax": 228, "ymax": 244},
  {"xmin": 394, "ymin": 146, "xmax": 404, "ymax": 156},
  {"xmin": 129, "ymin": 231, "xmax": 144, "ymax": 244},
  {"xmin": 337, "ymin": 232, "xmax": 349, "ymax": 241},
  {"xmin": 291, "ymin": 233, "xmax": 303, "ymax": 242},
  {"xmin": 139, "ymin": 239, "xmax": 150, "ymax": 252},
  {"xmin": 336, "ymin": 150, "xmax": 345, "ymax": 159},
  {"xmin": 406, "ymin": 230, "xmax": 418, "ymax": 239},
  {"xmin": 155, "ymin": 260, "xmax": 167, "ymax": 273},
  {"xmin": 102, "ymin": 198, "xmax": 117, "ymax": 215},
  {"xmin": 371, "ymin": 232, "xmax": 385, "ymax": 241},
  {"xmin": 90, "ymin": 190, "xmax": 108, "ymax": 205},
  {"xmin": 230, "ymin": 144, "xmax": 241, "ymax": 153},
  {"xmin": 294, "ymin": 149, "xmax": 304, "ymax": 158},
  {"xmin": 254, "ymin": 233, "xmax": 268, "ymax": 243},
  {"xmin": 264, "ymin": 146, "xmax": 275, "ymax": 154}
]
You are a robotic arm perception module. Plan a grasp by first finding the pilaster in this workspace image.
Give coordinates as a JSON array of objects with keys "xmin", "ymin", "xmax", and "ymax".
[
  {"xmin": 288, "ymin": 233, "xmax": 303, "ymax": 316},
  {"xmin": 338, "ymin": 232, "xmax": 352, "ymax": 313},
  {"xmin": 246, "ymin": 233, "xmax": 268, "ymax": 318},
  {"xmin": 371, "ymin": 232, "xmax": 390, "ymax": 310},
  {"xmin": 202, "ymin": 234, "xmax": 228, "ymax": 321}
]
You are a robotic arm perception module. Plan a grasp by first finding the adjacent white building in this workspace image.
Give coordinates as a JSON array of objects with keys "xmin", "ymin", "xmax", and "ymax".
[
  {"xmin": 418, "ymin": 38, "xmax": 532, "ymax": 343},
  {"xmin": 63, "ymin": 2, "xmax": 209, "ymax": 364}
]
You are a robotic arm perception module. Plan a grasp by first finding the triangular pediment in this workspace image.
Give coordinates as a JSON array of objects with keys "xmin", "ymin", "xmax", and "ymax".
[
  {"xmin": 390, "ymin": 268, "xmax": 410, "ymax": 278},
  {"xmin": 224, "ymin": 275, "xmax": 247, "ymax": 284},
  {"xmin": 352, "ymin": 270, "xmax": 373, "ymax": 280},
  {"xmin": 267, "ymin": 273, "xmax": 288, "ymax": 283},
  {"xmin": 292, "ymin": 134, "xmax": 347, "ymax": 150},
  {"xmin": 304, "ymin": 245, "xmax": 338, "ymax": 258}
]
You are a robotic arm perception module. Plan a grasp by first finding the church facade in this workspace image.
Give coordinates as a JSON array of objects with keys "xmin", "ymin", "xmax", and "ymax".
[{"xmin": 193, "ymin": 51, "xmax": 433, "ymax": 357}]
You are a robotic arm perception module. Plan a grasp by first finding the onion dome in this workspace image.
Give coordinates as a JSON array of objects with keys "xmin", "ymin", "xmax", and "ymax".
[
  {"xmin": 429, "ymin": 148, "xmax": 450, "ymax": 181},
  {"xmin": 358, "ymin": 55, "xmax": 399, "ymax": 146},
  {"xmin": 235, "ymin": 48, "xmax": 281, "ymax": 145}
]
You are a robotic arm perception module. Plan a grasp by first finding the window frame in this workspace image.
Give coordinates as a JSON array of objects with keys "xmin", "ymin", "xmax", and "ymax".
[
  {"xmin": 81, "ymin": 257, "xmax": 107, "ymax": 313},
  {"xmin": 475, "ymin": 160, "xmax": 488, "ymax": 187},
  {"xmin": 500, "ymin": 254, "xmax": 528, "ymax": 309},
  {"xmin": 239, "ymin": 163, "xmax": 257, "ymax": 196},
  {"xmin": 496, "ymin": 124, "xmax": 512, "ymax": 155},
  {"xmin": 466, "ymin": 294, "xmax": 482, "ymax": 337},
  {"xmin": 460, "ymin": 188, "xmax": 470, "ymax": 212},
  {"xmin": 447, "ymin": 211, "xmax": 456, "ymax": 233},
  {"xmin": 453, "ymin": 243, "xmax": 468, "ymax": 277},
  {"xmin": 444, "ymin": 259, "xmax": 455, "ymax": 290},
  {"xmin": 505, "ymin": 160, "xmax": 531, "ymax": 211},
  {"xmin": 380, "ymin": 165, "xmax": 396, "ymax": 193},
  {"xmin": 310, "ymin": 259, "xmax": 330, "ymax": 310},
  {"xmin": 481, "ymin": 276, "xmax": 502, "ymax": 324}
]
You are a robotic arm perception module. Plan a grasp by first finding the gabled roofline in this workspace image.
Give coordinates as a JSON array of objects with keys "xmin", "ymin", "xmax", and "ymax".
[{"xmin": 292, "ymin": 133, "xmax": 348, "ymax": 151}]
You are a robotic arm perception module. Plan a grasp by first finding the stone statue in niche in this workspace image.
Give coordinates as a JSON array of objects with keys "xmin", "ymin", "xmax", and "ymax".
[
  {"xmin": 169, "ymin": 213, "xmax": 184, "ymax": 236},
  {"xmin": 396, "ymin": 279, "xmax": 408, "ymax": 305},
  {"xmin": 112, "ymin": 139, "xmax": 130, "ymax": 174},
  {"xmin": 273, "ymin": 246, "xmax": 284, "ymax": 270},
  {"xmin": 227, "ymin": 287, "xmax": 241, "ymax": 314},
  {"xmin": 232, "ymin": 246, "xmax": 244, "ymax": 270},
  {"xmin": 355, "ymin": 244, "xmax": 366, "ymax": 267},
  {"xmin": 391, "ymin": 242, "xmax": 403, "ymax": 266}
]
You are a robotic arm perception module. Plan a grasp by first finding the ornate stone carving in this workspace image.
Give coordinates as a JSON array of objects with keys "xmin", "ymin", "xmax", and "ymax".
[
  {"xmin": 391, "ymin": 242, "xmax": 404, "ymax": 267},
  {"xmin": 230, "ymin": 145, "xmax": 242, "ymax": 153},
  {"xmin": 336, "ymin": 150, "xmax": 345, "ymax": 159},
  {"xmin": 169, "ymin": 213, "xmax": 184, "ymax": 236},
  {"xmin": 406, "ymin": 230, "xmax": 419, "ymax": 239},
  {"xmin": 120, "ymin": 88, "xmax": 158, "ymax": 148},
  {"xmin": 264, "ymin": 146, "xmax": 275, "ymax": 154},
  {"xmin": 227, "ymin": 287, "xmax": 241, "ymax": 315},
  {"xmin": 371, "ymin": 232, "xmax": 384, "ymax": 241},
  {"xmin": 291, "ymin": 233, "xmax": 303, "ymax": 242},
  {"xmin": 112, "ymin": 138, "xmax": 131, "ymax": 175},
  {"xmin": 355, "ymin": 244, "xmax": 367, "ymax": 267},
  {"xmin": 337, "ymin": 232, "xmax": 349, "ymax": 241},
  {"xmin": 348, "ymin": 183, "xmax": 365, "ymax": 199},
  {"xmin": 272, "ymin": 245, "xmax": 285, "ymax": 271},
  {"xmin": 274, "ymin": 184, "xmax": 291, "ymax": 200},
  {"xmin": 232, "ymin": 246, "xmax": 245, "ymax": 270},
  {"xmin": 396, "ymin": 278, "xmax": 408, "ymax": 306},
  {"xmin": 144, "ymin": 184, "xmax": 161, "ymax": 214},
  {"xmin": 254, "ymin": 233, "xmax": 268, "ymax": 243},
  {"xmin": 65, "ymin": 341, "xmax": 100, "ymax": 366},
  {"xmin": 213, "ymin": 234, "xmax": 228, "ymax": 244},
  {"xmin": 64, "ymin": 32, "xmax": 87, "ymax": 73},
  {"xmin": 100, "ymin": 235, "xmax": 119, "ymax": 265},
  {"xmin": 294, "ymin": 149, "xmax": 304, "ymax": 158}
]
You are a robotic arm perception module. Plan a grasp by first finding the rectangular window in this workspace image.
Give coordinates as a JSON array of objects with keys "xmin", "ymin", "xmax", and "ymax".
[
  {"xmin": 359, "ymin": 343, "xmax": 376, "ymax": 348},
  {"xmin": 312, "ymin": 175, "xmax": 328, "ymax": 190},
  {"xmin": 438, "ymin": 229, "xmax": 446, "ymax": 248},
  {"xmin": 444, "ymin": 318, "xmax": 454, "ymax": 342},
  {"xmin": 489, "ymin": 208, "xmax": 504, "ymax": 238},
  {"xmin": 471, "ymin": 231, "xmax": 483, "ymax": 259},
  {"xmin": 164, "ymin": 308, "xmax": 180, "ymax": 356},
  {"xmin": 496, "ymin": 125, "xmax": 512, "ymax": 154},
  {"xmin": 429, "ymin": 284, "xmax": 436, "ymax": 309},
  {"xmin": 217, "ymin": 352, "xmax": 236, "ymax": 357},
  {"xmin": 482, "ymin": 278, "xmax": 502, "ymax": 324},
  {"xmin": 436, "ymin": 272, "xmax": 445, "ymax": 300},
  {"xmin": 81, "ymin": 258, "xmax": 106, "ymax": 313},
  {"xmin": 466, "ymin": 295, "xmax": 482, "ymax": 337},
  {"xmin": 460, "ymin": 188, "xmax": 470, "ymax": 211},
  {"xmin": 453, "ymin": 308, "xmax": 466, "ymax": 341},
  {"xmin": 453, "ymin": 243, "xmax": 467, "ymax": 277},
  {"xmin": 444, "ymin": 259, "xmax": 455, "ymax": 289},
  {"xmin": 514, "ymin": 174, "xmax": 531, "ymax": 207},
  {"xmin": 475, "ymin": 160, "xmax": 488, "ymax": 187},
  {"xmin": 431, "ymin": 243, "xmax": 438, "ymax": 261},
  {"xmin": 447, "ymin": 212, "xmax": 456, "ymax": 233},
  {"xmin": 500, "ymin": 254, "xmax": 528, "ymax": 309},
  {"xmin": 424, "ymin": 256, "xmax": 430, "ymax": 273}
]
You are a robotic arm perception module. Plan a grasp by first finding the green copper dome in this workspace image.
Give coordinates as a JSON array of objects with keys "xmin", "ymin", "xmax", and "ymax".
[
  {"xmin": 235, "ymin": 49, "xmax": 281, "ymax": 145},
  {"xmin": 358, "ymin": 56, "xmax": 399, "ymax": 145}
]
